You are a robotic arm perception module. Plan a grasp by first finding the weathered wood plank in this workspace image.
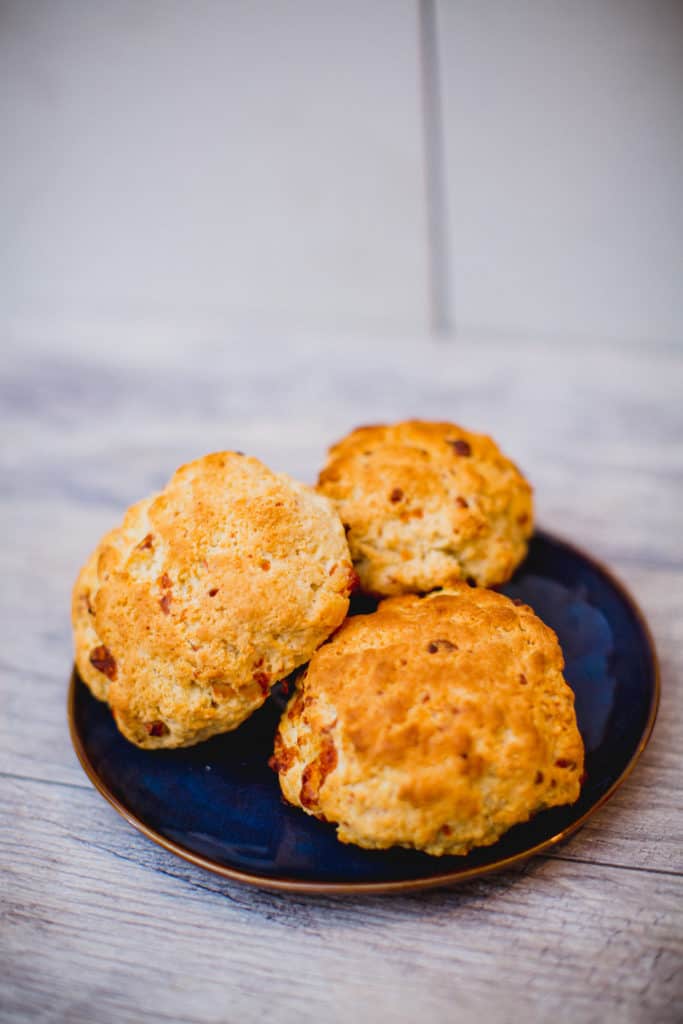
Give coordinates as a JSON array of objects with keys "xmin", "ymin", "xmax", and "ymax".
[
  {"xmin": 2, "ymin": 328, "xmax": 682, "ymax": 1023},
  {"xmin": 1, "ymin": 332, "xmax": 681, "ymax": 875},
  {"xmin": 1, "ymin": 776, "xmax": 681, "ymax": 1024}
]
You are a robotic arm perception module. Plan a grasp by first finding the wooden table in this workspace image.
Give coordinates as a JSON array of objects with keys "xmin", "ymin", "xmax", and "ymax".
[{"xmin": 2, "ymin": 328, "xmax": 681, "ymax": 1023}]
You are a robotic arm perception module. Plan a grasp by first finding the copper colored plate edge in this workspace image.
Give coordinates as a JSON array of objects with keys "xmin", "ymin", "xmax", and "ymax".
[{"xmin": 66, "ymin": 529, "xmax": 661, "ymax": 896}]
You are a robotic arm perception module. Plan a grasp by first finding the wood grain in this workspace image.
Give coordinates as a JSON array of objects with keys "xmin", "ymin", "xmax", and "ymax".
[
  {"xmin": 1, "ymin": 327, "xmax": 682, "ymax": 1022},
  {"xmin": 1, "ymin": 776, "xmax": 681, "ymax": 1024}
]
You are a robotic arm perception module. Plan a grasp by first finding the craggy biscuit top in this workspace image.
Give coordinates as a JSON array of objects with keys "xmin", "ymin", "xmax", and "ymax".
[
  {"xmin": 317, "ymin": 420, "xmax": 533, "ymax": 595},
  {"xmin": 72, "ymin": 452, "xmax": 355, "ymax": 748},
  {"xmin": 273, "ymin": 586, "xmax": 584, "ymax": 856}
]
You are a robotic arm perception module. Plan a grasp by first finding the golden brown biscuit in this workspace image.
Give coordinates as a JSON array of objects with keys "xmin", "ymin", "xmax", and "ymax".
[
  {"xmin": 317, "ymin": 420, "xmax": 533, "ymax": 595},
  {"xmin": 272, "ymin": 586, "xmax": 584, "ymax": 856},
  {"xmin": 72, "ymin": 452, "xmax": 355, "ymax": 749}
]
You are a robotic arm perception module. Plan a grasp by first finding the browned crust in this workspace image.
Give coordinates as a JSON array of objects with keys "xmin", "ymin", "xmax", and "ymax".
[
  {"xmin": 72, "ymin": 451, "xmax": 354, "ymax": 748},
  {"xmin": 317, "ymin": 420, "xmax": 533, "ymax": 595},
  {"xmin": 274, "ymin": 585, "xmax": 584, "ymax": 856}
]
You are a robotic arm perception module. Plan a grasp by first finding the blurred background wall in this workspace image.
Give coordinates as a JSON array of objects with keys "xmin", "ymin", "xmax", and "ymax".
[{"xmin": 1, "ymin": 0, "xmax": 682, "ymax": 345}]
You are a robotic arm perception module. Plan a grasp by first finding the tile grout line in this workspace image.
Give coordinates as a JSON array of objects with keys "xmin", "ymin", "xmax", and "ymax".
[{"xmin": 418, "ymin": 0, "xmax": 452, "ymax": 337}]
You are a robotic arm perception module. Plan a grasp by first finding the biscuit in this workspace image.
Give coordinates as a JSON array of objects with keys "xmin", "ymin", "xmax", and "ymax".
[
  {"xmin": 272, "ymin": 586, "xmax": 584, "ymax": 856},
  {"xmin": 72, "ymin": 452, "xmax": 355, "ymax": 749},
  {"xmin": 317, "ymin": 420, "xmax": 533, "ymax": 595}
]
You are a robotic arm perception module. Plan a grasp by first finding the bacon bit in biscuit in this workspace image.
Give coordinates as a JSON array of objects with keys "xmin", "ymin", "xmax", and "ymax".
[
  {"xmin": 144, "ymin": 720, "xmax": 169, "ymax": 737},
  {"xmin": 535, "ymin": 771, "xmax": 544, "ymax": 784},
  {"xmin": 300, "ymin": 735, "xmax": 338, "ymax": 809},
  {"xmin": 286, "ymin": 691, "xmax": 305, "ymax": 719},
  {"xmin": 270, "ymin": 734, "xmax": 296, "ymax": 773},
  {"xmin": 517, "ymin": 513, "xmax": 530, "ymax": 526},
  {"xmin": 259, "ymin": 559, "xmax": 271, "ymax": 571},
  {"xmin": 160, "ymin": 592, "xmax": 172, "ymax": 615},
  {"xmin": 208, "ymin": 588, "xmax": 219, "ymax": 597},
  {"xmin": 253, "ymin": 670, "xmax": 270, "ymax": 695},
  {"xmin": 455, "ymin": 496, "xmax": 469, "ymax": 508},
  {"xmin": 421, "ymin": 693, "xmax": 431, "ymax": 703},
  {"xmin": 328, "ymin": 563, "xmax": 337, "ymax": 576},
  {"xmin": 280, "ymin": 678, "xmax": 290, "ymax": 696},
  {"xmin": 89, "ymin": 645, "xmax": 117, "ymax": 680},
  {"xmin": 160, "ymin": 573, "xmax": 172, "ymax": 589},
  {"xmin": 411, "ymin": 508, "xmax": 423, "ymax": 519},
  {"xmin": 550, "ymin": 778, "xmax": 557, "ymax": 789},
  {"xmin": 137, "ymin": 533, "xmax": 154, "ymax": 551},
  {"xmin": 299, "ymin": 765, "xmax": 317, "ymax": 808},
  {"xmin": 448, "ymin": 438, "xmax": 472, "ymax": 456},
  {"xmin": 512, "ymin": 598, "xmax": 524, "ymax": 606},
  {"xmin": 440, "ymin": 824, "xmax": 452, "ymax": 836},
  {"xmin": 554, "ymin": 758, "xmax": 576, "ymax": 769},
  {"xmin": 389, "ymin": 488, "xmax": 404, "ymax": 503},
  {"xmin": 345, "ymin": 567, "xmax": 360, "ymax": 595},
  {"xmin": 519, "ymin": 673, "xmax": 528, "ymax": 685},
  {"xmin": 427, "ymin": 639, "xmax": 458, "ymax": 653}
]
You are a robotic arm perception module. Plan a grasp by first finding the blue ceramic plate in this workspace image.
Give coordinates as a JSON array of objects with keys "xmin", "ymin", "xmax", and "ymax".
[{"xmin": 68, "ymin": 531, "xmax": 659, "ymax": 894}]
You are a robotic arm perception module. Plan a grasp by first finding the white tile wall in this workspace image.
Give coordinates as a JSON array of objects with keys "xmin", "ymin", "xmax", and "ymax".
[
  {"xmin": 2, "ymin": 1, "xmax": 682, "ymax": 344},
  {"xmin": 438, "ymin": 0, "xmax": 683, "ymax": 344},
  {"xmin": 0, "ymin": 0, "xmax": 429, "ymax": 333}
]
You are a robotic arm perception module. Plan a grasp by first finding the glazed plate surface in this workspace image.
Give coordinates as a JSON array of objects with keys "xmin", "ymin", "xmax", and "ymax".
[{"xmin": 69, "ymin": 531, "xmax": 659, "ymax": 893}]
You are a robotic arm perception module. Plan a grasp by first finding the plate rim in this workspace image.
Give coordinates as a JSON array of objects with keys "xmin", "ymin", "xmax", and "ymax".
[{"xmin": 67, "ymin": 529, "xmax": 661, "ymax": 895}]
